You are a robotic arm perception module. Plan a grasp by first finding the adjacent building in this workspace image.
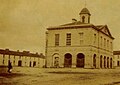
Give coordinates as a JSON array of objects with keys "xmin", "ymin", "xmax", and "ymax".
[
  {"xmin": 113, "ymin": 51, "xmax": 120, "ymax": 68},
  {"xmin": 46, "ymin": 7, "xmax": 114, "ymax": 68},
  {"xmin": 0, "ymin": 49, "xmax": 45, "ymax": 68}
]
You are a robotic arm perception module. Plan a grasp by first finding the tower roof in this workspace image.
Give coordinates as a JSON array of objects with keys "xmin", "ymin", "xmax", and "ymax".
[{"xmin": 79, "ymin": 7, "xmax": 91, "ymax": 15}]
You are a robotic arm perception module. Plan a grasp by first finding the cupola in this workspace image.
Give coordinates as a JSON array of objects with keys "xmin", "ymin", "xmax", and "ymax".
[{"xmin": 79, "ymin": 7, "xmax": 91, "ymax": 23}]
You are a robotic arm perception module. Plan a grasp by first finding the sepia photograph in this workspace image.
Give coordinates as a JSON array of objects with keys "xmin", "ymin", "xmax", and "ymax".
[{"xmin": 0, "ymin": 0, "xmax": 120, "ymax": 85}]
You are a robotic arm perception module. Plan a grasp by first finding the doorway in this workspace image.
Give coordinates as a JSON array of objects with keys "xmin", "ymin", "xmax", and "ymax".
[{"xmin": 76, "ymin": 53, "xmax": 85, "ymax": 68}]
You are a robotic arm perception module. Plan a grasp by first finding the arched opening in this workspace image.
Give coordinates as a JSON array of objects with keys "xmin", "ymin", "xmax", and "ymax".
[
  {"xmin": 18, "ymin": 60, "xmax": 22, "ymax": 66},
  {"xmin": 54, "ymin": 57, "xmax": 59, "ymax": 68},
  {"xmin": 76, "ymin": 53, "xmax": 85, "ymax": 68},
  {"xmin": 107, "ymin": 57, "xmax": 109, "ymax": 68},
  {"xmin": 82, "ymin": 16, "xmax": 85, "ymax": 23},
  {"xmin": 93, "ymin": 54, "xmax": 96, "ymax": 68},
  {"xmin": 100, "ymin": 55, "xmax": 102, "ymax": 68},
  {"xmin": 104, "ymin": 56, "xmax": 106, "ymax": 68},
  {"xmin": 53, "ymin": 53, "xmax": 60, "ymax": 68},
  {"xmin": 64, "ymin": 53, "xmax": 72, "ymax": 68},
  {"xmin": 110, "ymin": 58, "xmax": 112, "ymax": 68}
]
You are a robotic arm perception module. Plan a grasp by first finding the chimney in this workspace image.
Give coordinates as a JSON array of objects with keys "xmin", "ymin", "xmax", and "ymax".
[{"xmin": 72, "ymin": 18, "xmax": 77, "ymax": 23}]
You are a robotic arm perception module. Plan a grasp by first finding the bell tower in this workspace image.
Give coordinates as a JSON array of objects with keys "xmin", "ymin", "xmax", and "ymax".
[{"xmin": 79, "ymin": 8, "xmax": 91, "ymax": 23}]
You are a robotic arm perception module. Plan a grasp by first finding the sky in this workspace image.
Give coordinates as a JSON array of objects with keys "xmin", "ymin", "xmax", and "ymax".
[{"xmin": 0, "ymin": 0, "xmax": 120, "ymax": 54}]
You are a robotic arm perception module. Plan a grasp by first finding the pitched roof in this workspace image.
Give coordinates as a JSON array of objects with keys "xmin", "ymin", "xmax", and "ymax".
[
  {"xmin": 79, "ymin": 7, "xmax": 91, "ymax": 15},
  {"xmin": 0, "ymin": 49, "xmax": 45, "ymax": 58},
  {"xmin": 60, "ymin": 21, "xmax": 83, "ymax": 26},
  {"xmin": 47, "ymin": 21, "xmax": 114, "ymax": 39}
]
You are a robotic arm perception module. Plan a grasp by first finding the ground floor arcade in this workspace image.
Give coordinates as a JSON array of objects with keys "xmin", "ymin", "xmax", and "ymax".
[{"xmin": 47, "ymin": 53, "xmax": 113, "ymax": 69}]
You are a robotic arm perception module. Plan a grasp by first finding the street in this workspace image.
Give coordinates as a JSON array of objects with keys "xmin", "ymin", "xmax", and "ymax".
[{"xmin": 0, "ymin": 67, "xmax": 120, "ymax": 85}]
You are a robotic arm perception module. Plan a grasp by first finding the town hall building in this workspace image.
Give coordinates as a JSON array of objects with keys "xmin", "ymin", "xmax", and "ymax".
[{"xmin": 46, "ymin": 7, "xmax": 114, "ymax": 68}]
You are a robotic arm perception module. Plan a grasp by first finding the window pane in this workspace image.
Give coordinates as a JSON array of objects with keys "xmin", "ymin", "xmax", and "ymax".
[
  {"xmin": 66, "ymin": 33, "xmax": 71, "ymax": 46},
  {"xmin": 55, "ymin": 34, "xmax": 59, "ymax": 46}
]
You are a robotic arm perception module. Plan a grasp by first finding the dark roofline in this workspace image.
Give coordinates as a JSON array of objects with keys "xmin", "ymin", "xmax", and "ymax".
[
  {"xmin": 113, "ymin": 51, "xmax": 120, "ymax": 55},
  {"xmin": 47, "ymin": 24, "xmax": 93, "ymax": 30},
  {"xmin": 0, "ymin": 49, "xmax": 45, "ymax": 58},
  {"xmin": 47, "ymin": 24, "xmax": 114, "ymax": 39}
]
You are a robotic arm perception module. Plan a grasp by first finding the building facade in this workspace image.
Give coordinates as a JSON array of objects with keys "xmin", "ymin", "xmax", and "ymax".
[
  {"xmin": 0, "ymin": 49, "xmax": 45, "ymax": 68},
  {"xmin": 113, "ymin": 51, "xmax": 120, "ymax": 68},
  {"xmin": 46, "ymin": 7, "xmax": 114, "ymax": 68}
]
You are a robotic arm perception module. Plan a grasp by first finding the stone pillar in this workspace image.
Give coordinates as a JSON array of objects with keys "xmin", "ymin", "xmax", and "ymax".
[
  {"xmin": 46, "ymin": 55, "xmax": 52, "ymax": 68},
  {"xmin": 84, "ymin": 54, "xmax": 92, "ymax": 68},
  {"xmin": 72, "ymin": 54, "xmax": 76, "ymax": 68},
  {"xmin": 60, "ymin": 54, "xmax": 64, "ymax": 68},
  {"xmin": 96, "ymin": 54, "xmax": 100, "ymax": 69}
]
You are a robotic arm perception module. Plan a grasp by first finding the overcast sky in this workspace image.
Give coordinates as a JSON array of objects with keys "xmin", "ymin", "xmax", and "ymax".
[{"xmin": 0, "ymin": 0, "xmax": 120, "ymax": 54}]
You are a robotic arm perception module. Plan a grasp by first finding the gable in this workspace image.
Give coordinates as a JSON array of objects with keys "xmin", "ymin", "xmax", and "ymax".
[
  {"xmin": 101, "ymin": 26, "xmax": 110, "ymax": 35},
  {"xmin": 96, "ymin": 25, "xmax": 113, "ymax": 39}
]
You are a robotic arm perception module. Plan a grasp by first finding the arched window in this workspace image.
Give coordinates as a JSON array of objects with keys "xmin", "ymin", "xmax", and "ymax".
[
  {"xmin": 100, "ymin": 55, "xmax": 102, "ymax": 68},
  {"xmin": 110, "ymin": 58, "xmax": 112, "ymax": 68},
  {"xmin": 82, "ymin": 16, "xmax": 85, "ymax": 23},
  {"xmin": 93, "ymin": 54, "xmax": 96, "ymax": 68},
  {"xmin": 52, "ymin": 53, "xmax": 60, "ymax": 68},
  {"xmin": 76, "ymin": 53, "xmax": 85, "ymax": 68},
  {"xmin": 104, "ymin": 56, "xmax": 106, "ymax": 68},
  {"xmin": 64, "ymin": 53, "xmax": 72, "ymax": 68},
  {"xmin": 107, "ymin": 57, "xmax": 109, "ymax": 68}
]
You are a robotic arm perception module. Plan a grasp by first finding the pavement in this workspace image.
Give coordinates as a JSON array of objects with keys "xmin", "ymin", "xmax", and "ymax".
[{"xmin": 0, "ymin": 67, "xmax": 120, "ymax": 85}]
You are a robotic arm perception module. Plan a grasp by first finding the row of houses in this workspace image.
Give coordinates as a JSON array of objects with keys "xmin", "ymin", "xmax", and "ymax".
[
  {"xmin": 0, "ymin": 49, "xmax": 45, "ymax": 68},
  {"xmin": 0, "ymin": 48, "xmax": 120, "ymax": 69}
]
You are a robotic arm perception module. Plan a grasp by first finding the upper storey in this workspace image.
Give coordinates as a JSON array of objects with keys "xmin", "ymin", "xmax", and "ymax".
[{"xmin": 47, "ymin": 7, "xmax": 114, "ymax": 39}]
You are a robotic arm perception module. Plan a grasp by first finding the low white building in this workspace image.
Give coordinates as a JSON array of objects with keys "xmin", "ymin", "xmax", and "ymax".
[
  {"xmin": 46, "ymin": 7, "xmax": 114, "ymax": 68},
  {"xmin": 0, "ymin": 49, "xmax": 45, "ymax": 68}
]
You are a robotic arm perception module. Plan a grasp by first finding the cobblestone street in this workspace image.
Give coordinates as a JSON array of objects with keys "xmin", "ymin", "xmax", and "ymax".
[{"xmin": 0, "ymin": 67, "xmax": 120, "ymax": 85}]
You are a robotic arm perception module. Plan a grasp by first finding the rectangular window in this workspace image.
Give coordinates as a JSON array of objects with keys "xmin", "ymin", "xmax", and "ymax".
[
  {"xmin": 66, "ymin": 33, "xmax": 71, "ymax": 46},
  {"xmin": 3, "ymin": 60, "xmax": 4, "ymax": 64},
  {"xmin": 110, "ymin": 42, "xmax": 112, "ymax": 50},
  {"xmin": 80, "ymin": 40, "xmax": 83, "ymax": 45},
  {"xmin": 3, "ymin": 55, "xmax": 5, "ymax": 64},
  {"xmin": 79, "ymin": 32, "xmax": 84, "ymax": 39},
  {"xmin": 104, "ymin": 38, "xmax": 106, "ymax": 47},
  {"xmin": 94, "ymin": 34, "xmax": 96, "ymax": 44},
  {"xmin": 101, "ymin": 36, "xmax": 102, "ymax": 46},
  {"xmin": 117, "ymin": 61, "xmax": 120, "ymax": 66},
  {"xmin": 79, "ymin": 32, "xmax": 84, "ymax": 45},
  {"xmin": 55, "ymin": 34, "xmax": 59, "ymax": 46},
  {"xmin": 107, "ymin": 40, "xmax": 109, "ymax": 48}
]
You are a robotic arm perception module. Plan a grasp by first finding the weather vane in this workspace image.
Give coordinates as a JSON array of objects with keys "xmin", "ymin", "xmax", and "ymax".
[{"xmin": 85, "ymin": 0, "xmax": 87, "ymax": 7}]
